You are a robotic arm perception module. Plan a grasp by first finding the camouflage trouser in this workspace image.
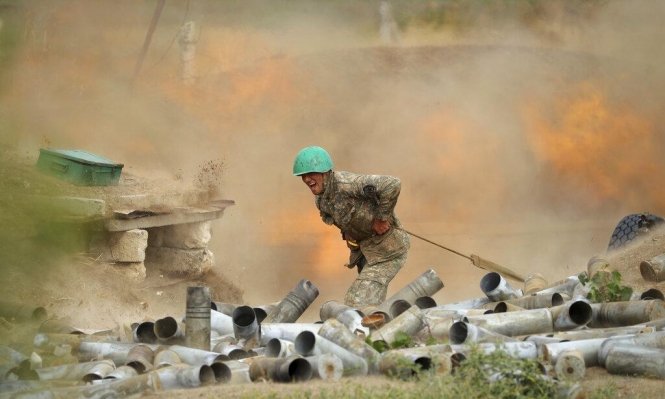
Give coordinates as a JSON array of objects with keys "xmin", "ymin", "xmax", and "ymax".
[{"xmin": 344, "ymin": 252, "xmax": 408, "ymax": 309}]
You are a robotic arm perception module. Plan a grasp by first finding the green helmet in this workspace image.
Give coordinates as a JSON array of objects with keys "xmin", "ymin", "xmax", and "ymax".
[{"xmin": 292, "ymin": 146, "xmax": 334, "ymax": 176}]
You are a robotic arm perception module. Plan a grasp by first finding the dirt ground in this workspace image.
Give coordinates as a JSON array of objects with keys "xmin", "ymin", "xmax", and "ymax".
[{"xmin": 1, "ymin": 149, "xmax": 664, "ymax": 398}]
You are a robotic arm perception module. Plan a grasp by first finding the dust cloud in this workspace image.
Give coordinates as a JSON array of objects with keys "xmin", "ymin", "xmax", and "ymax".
[{"xmin": 2, "ymin": 1, "xmax": 665, "ymax": 321}]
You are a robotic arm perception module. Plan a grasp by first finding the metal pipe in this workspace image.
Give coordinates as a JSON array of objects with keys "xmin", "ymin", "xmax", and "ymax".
[
  {"xmin": 262, "ymin": 279, "xmax": 320, "ymax": 323},
  {"xmin": 253, "ymin": 302, "xmax": 280, "ymax": 324},
  {"xmin": 554, "ymin": 349, "xmax": 585, "ymax": 381},
  {"xmin": 77, "ymin": 342, "xmax": 158, "ymax": 365},
  {"xmin": 153, "ymin": 363, "xmax": 215, "ymax": 389},
  {"xmin": 428, "ymin": 297, "xmax": 491, "ymax": 311},
  {"xmin": 212, "ymin": 342, "xmax": 250, "ymax": 360},
  {"xmin": 265, "ymin": 338, "xmax": 297, "ymax": 358},
  {"xmin": 492, "ymin": 302, "xmax": 526, "ymax": 313},
  {"xmin": 463, "ymin": 308, "xmax": 554, "ymax": 337},
  {"xmin": 415, "ymin": 296, "xmax": 437, "ymax": 309},
  {"xmin": 133, "ymin": 321, "xmax": 158, "ymax": 344},
  {"xmin": 522, "ymin": 335, "xmax": 569, "ymax": 345},
  {"xmin": 153, "ymin": 349, "xmax": 181, "ymax": 369},
  {"xmin": 248, "ymin": 356, "xmax": 312, "ymax": 383},
  {"xmin": 33, "ymin": 333, "xmax": 119, "ymax": 353},
  {"xmin": 35, "ymin": 360, "xmax": 115, "ymax": 381},
  {"xmin": 449, "ymin": 321, "xmax": 519, "ymax": 345},
  {"xmin": 371, "ymin": 305, "xmax": 426, "ymax": 346},
  {"xmin": 319, "ymin": 300, "xmax": 369, "ymax": 337},
  {"xmin": 449, "ymin": 342, "xmax": 538, "ymax": 359},
  {"xmin": 417, "ymin": 316, "xmax": 456, "ymax": 341},
  {"xmin": 377, "ymin": 269, "xmax": 444, "ymax": 314},
  {"xmin": 550, "ymin": 301, "xmax": 593, "ymax": 330},
  {"xmin": 500, "ymin": 293, "xmax": 564, "ymax": 310},
  {"xmin": 533, "ymin": 278, "xmax": 580, "ymax": 297},
  {"xmin": 604, "ymin": 344, "xmax": 665, "ymax": 378},
  {"xmin": 209, "ymin": 362, "xmax": 232, "ymax": 384},
  {"xmin": 294, "ymin": 331, "xmax": 368, "ymax": 376},
  {"xmin": 539, "ymin": 338, "xmax": 612, "ymax": 367},
  {"xmin": 359, "ymin": 306, "xmax": 390, "ymax": 328},
  {"xmin": 380, "ymin": 346, "xmax": 455, "ymax": 377},
  {"xmin": 550, "ymin": 326, "xmax": 655, "ymax": 340},
  {"xmin": 597, "ymin": 331, "xmax": 665, "ymax": 366},
  {"xmin": 104, "ymin": 365, "xmax": 140, "ymax": 380},
  {"xmin": 523, "ymin": 273, "xmax": 548, "ymax": 295},
  {"xmin": 589, "ymin": 299, "xmax": 665, "ymax": 328},
  {"xmin": 210, "ymin": 309, "xmax": 235, "ymax": 337},
  {"xmin": 259, "ymin": 323, "xmax": 321, "ymax": 346},
  {"xmin": 631, "ymin": 288, "xmax": 665, "ymax": 301},
  {"xmin": 318, "ymin": 318, "xmax": 381, "ymax": 374},
  {"xmin": 0, "ymin": 302, "xmax": 47, "ymax": 322},
  {"xmin": 125, "ymin": 344, "xmax": 155, "ymax": 374},
  {"xmin": 81, "ymin": 361, "xmax": 116, "ymax": 383},
  {"xmin": 185, "ymin": 286, "xmax": 211, "ymax": 350},
  {"xmin": 67, "ymin": 371, "xmax": 162, "ymax": 398},
  {"xmin": 232, "ymin": 306, "xmax": 260, "ymax": 344},
  {"xmin": 639, "ymin": 316, "xmax": 665, "ymax": 331},
  {"xmin": 211, "ymin": 302, "xmax": 237, "ymax": 317},
  {"xmin": 305, "ymin": 354, "xmax": 343, "ymax": 380},
  {"xmin": 168, "ymin": 345, "xmax": 229, "ymax": 366},
  {"xmin": 389, "ymin": 299, "xmax": 412, "ymax": 319},
  {"xmin": 480, "ymin": 272, "xmax": 520, "ymax": 301},
  {"xmin": 154, "ymin": 317, "xmax": 185, "ymax": 344},
  {"xmin": 640, "ymin": 253, "xmax": 665, "ymax": 282}
]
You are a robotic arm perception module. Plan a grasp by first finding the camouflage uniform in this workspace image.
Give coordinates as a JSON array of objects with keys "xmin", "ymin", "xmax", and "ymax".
[{"xmin": 315, "ymin": 171, "xmax": 410, "ymax": 309}]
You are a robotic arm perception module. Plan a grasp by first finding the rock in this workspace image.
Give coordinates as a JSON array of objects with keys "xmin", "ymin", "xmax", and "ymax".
[
  {"xmin": 147, "ymin": 221, "xmax": 211, "ymax": 249},
  {"xmin": 145, "ymin": 247, "xmax": 214, "ymax": 277},
  {"xmin": 104, "ymin": 229, "xmax": 148, "ymax": 262}
]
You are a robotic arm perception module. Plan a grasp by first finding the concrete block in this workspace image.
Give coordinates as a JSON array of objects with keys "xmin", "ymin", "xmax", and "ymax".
[
  {"xmin": 110, "ymin": 262, "xmax": 147, "ymax": 282},
  {"xmin": 105, "ymin": 229, "xmax": 148, "ymax": 262},
  {"xmin": 145, "ymin": 247, "xmax": 214, "ymax": 277},
  {"xmin": 147, "ymin": 222, "xmax": 211, "ymax": 249}
]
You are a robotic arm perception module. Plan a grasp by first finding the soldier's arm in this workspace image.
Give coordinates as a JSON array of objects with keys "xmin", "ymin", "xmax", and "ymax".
[{"xmin": 354, "ymin": 174, "xmax": 402, "ymax": 222}]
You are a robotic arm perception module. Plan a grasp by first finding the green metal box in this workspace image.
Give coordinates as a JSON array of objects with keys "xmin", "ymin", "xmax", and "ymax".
[{"xmin": 36, "ymin": 149, "xmax": 124, "ymax": 186}]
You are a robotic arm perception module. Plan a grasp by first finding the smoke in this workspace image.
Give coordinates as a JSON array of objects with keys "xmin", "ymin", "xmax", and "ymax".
[{"xmin": 2, "ymin": 1, "xmax": 665, "ymax": 321}]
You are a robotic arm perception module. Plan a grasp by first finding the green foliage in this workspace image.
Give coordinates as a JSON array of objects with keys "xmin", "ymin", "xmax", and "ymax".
[
  {"xmin": 390, "ymin": 332, "xmax": 414, "ymax": 349},
  {"xmin": 578, "ymin": 269, "xmax": 633, "ymax": 303}
]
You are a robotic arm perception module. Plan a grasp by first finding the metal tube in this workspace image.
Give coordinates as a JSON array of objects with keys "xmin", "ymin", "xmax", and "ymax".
[
  {"xmin": 480, "ymin": 272, "xmax": 520, "ymax": 301},
  {"xmin": 185, "ymin": 286, "xmax": 211, "ymax": 350},
  {"xmin": 539, "ymin": 338, "xmax": 611, "ymax": 367},
  {"xmin": 77, "ymin": 342, "xmax": 158, "ymax": 365},
  {"xmin": 248, "ymin": 356, "xmax": 312, "ymax": 383},
  {"xmin": 631, "ymin": 288, "xmax": 665, "ymax": 301},
  {"xmin": 377, "ymin": 269, "xmax": 444, "ymax": 314},
  {"xmin": 492, "ymin": 302, "xmax": 526, "ymax": 313},
  {"xmin": 463, "ymin": 308, "xmax": 554, "ymax": 336},
  {"xmin": 554, "ymin": 349, "xmax": 585, "ymax": 381},
  {"xmin": 168, "ymin": 345, "xmax": 229, "ymax": 366},
  {"xmin": 33, "ymin": 333, "xmax": 119, "ymax": 353},
  {"xmin": 125, "ymin": 344, "xmax": 155, "ymax": 374},
  {"xmin": 212, "ymin": 342, "xmax": 250, "ymax": 360},
  {"xmin": 417, "ymin": 316, "xmax": 456, "ymax": 341},
  {"xmin": 154, "ymin": 317, "xmax": 185, "ymax": 344},
  {"xmin": 415, "ymin": 296, "xmax": 437, "ymax": 309},
  {"xmin": 371, "ymin": 305, "xmax": 426, "ymax": 346},
  {"xmin": 232, "ymin": 306, "xmax": 260, "ymax": 344},
  {"xmin": 211, "ymin": 302, "xmax": 237, "ymax": 317},
  {"xmin": 35, "ymin": 360, "xmax": 115, "ymax": 381},
  {"xmin": 0, "ymin": 302, "xmax": 47, "ymax": 322},
  {"xmin": 500, "ymin": 293, "xmax": 564, "ymax": 310},
  {"xmin": 389, "ymin": 299, "xmax": 412, "ymax": 319},
  {"xmin": 449, "ymin": 321, "xmax": 519, "ymax": 345},
  {"xmin": 133, "ymin": 321, "xmax": 158, "ymax": 344},
  {"xmin": 209, "ymin": 362, "xmax": 232, "ymax": 384},
  {"xmin": 550, "ymin": 301, "xmax": 593, "ymax": 331},
  {"xmin": 294, "ymin": 331, "xmax": 368, "ymax": 376},
  {"xmin": 604, "ymin": 344, "xmax": 665, "ymax": 378},
  {"xmin": 589, "ymin": 299, "xmax": 665, "ymax": 328},
  {"xmin": 318, "ymin": 318, "xmax": 381, "ymax": 374},
  {"xmin": 597, "ymin": 331, "xmax": 665, "ymax": 366},
  {"xmin": 81, "ymin": 361, "xmax": 116, "ymax": 383},
  {"xmin": 262, "ymin": 279, "xmax": 320, "ymax": 323},
  {"xmin": 305, "ymin": 354, "xmax": 343, "ymax": 380},
  {"xmin": 265, "ymin": 338, "xmax": 297, "ymax": 358},
  {"xmin": 359, "ymin": 306, "xmax": 390, "ymax": 328},
  {"xmin": 153, "ymin": 349, "xmax": 181, "ymax": 369},
  {"xmin": 550, "ymin": 326, "xmax": 654, "ymax": 340},
  {"xmin": 153, "ymin": 363, "xmax": 215, "ymax": 389},
  {"xmin": 67, "ymin": 371, "xmax": 162, "ymax": 398},
  {"xmin": 253, "ymin": 302, "xmax": 280, "ymax": 324},
  {"xmin": 449, "ymin": 342, "xmax": 538, "ymax": 359},
  {"xmin": 429, "ymin": 297, "xmax": 491, "ymax": 311},
  {"xmin": 640, "ymin": 253, "xmax": 665, "ymax": 282},
  {"xmin": 104, "ymin": 365, "xmax": 140, "ymax": 380},
  {"xmin": 533, "ymin": 278, "xmax": 580, "ymax": 297},
  {"xmin": 259, "ymin": 323, "xmax": 321, "ymax": 346},
  {"xmin": 380, "ymin": 346, "xmax": 454, "ymax": 377},
  {"xmin": 319, "ymin": 300, "xmax": 369, "ymax": 337},
  {"xmin": 210, "ymin": 309, "xmax": 235, "ymax": 336},
  {"xmin": 523, "ymin": 273, "xmax": 548, "ymax": 295}
]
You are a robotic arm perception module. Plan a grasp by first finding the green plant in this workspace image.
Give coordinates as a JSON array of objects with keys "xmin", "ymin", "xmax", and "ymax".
[{"xmin": 578, "ymin": 269, "xmax": 633, "ymax": 303}]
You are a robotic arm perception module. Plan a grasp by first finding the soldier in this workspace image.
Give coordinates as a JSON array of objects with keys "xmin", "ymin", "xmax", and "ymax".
[{"xmin": 292, "ymin": 146, "xmax": 410, "ymax": 309}]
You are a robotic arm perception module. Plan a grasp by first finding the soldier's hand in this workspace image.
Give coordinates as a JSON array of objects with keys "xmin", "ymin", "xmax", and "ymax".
[
  {"xmin": 372, "ymin": 219, "xmax": 390, "ymax": 235},
  {"xmin": 344, "ymin": 263, "xmax": 356, "ymax": 269}
]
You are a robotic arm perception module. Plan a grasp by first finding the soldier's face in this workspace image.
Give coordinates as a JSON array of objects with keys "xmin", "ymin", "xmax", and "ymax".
[{"xmin": 301, "ymin": 172, "xmax": 326, "ymax": 195}]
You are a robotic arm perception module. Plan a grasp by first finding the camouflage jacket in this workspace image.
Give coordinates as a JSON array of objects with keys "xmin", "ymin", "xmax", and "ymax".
[{"xmin": 315, "ymin": 171, "xmax": 410, "ymax": 264}]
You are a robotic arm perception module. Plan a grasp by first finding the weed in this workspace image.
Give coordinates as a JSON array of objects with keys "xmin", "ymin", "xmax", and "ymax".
[{"xmin": 578, "ymin": 269, "xmax": 633, "ymax": 303}]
